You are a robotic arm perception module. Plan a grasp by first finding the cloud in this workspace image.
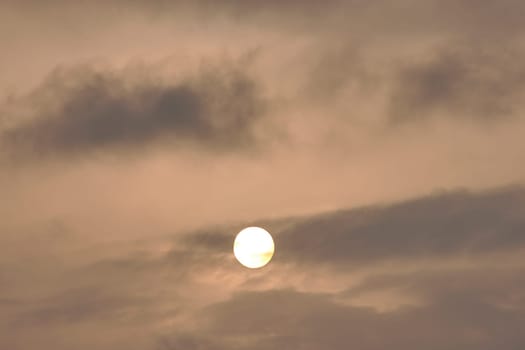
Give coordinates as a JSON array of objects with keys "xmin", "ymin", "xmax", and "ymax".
[
  {"xmin": 2, "ymin": 186, "xmax": 525, "ymax": 349},
  {"xmin": 1, "ymin": 63, "xmax": 267, "ymax": 159},
  {"xmin": 276, "ymin": 186, "xmax": 525, "ymax": 265},
  {"xmin": 2, "ymin": 0, "xmax": 525, "ymax": 349},
  {"xmin": 128, "ymin": 0, "xmax": 525, "ymax": 38},
  {"xmin": 347, "ymin": 267, "xmax": 525, "ymax": 308},
  {"xmin": 13, "ymin": 287, "xmax": 151, "ymax": 326},
  {"xmin": 173, "ymin": 186, "xmax": 525, "ymax": 268},
  {"xmin": 388, "ymin": 46, "xmax": 525, "ymax": 123},
  {"xmin": 167, "ymin": 283, "xmax": 525, "ymax": 350}
]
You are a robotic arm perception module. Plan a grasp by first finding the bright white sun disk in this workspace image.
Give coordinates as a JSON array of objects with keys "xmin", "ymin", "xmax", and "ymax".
[{"xmin": 233, "ymin": 227, "xmax": 274, "ymax": 268}]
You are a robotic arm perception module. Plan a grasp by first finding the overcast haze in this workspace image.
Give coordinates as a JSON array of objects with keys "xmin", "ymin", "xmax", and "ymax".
[{"xmin": 1, "ymin": 1, "xmax": 525, "ymax": 349}]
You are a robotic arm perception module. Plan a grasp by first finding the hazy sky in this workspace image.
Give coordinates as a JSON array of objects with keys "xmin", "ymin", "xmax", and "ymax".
[{"xmin": 1, "ymin": 1, "xmax": 525, "ymax": 349}]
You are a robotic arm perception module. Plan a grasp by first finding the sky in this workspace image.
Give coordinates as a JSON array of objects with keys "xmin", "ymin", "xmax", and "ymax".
[{"xmin": 1, "ymin": 1, "xmax": 525, "ymax": 349}]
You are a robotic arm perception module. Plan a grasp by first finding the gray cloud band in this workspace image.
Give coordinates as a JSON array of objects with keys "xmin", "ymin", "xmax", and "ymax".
[{"xmin": 1, "ymin": 64, "xmax": 266, "ymax": 158}]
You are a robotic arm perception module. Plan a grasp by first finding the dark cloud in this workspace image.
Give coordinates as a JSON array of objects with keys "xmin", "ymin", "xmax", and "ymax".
[
  {"xmin": 388, "ymin": 46, "xmax": 525, "ymax": 123},
  {"xmin": 4, "ymin": 0, "xmax": 525, "ymax": 141},
  {"xmin": 143, "ymin": 0, "xmax": 525, "ymax": 44},
  {"xmin": 173, "ymin": 187, "xmax": 525, "ymax": 267},
  {"xmin": 132, "ymin": 0, "xmax": 525, "ymax": 37},
  {"xmin": 6, "ymin": 0, "xmax": 525, "ymax": 42},
  {"xmin": 347, "ymin": 267, "xmax": 525, "ymax": 309},
  {"xmin": 1, "ymin": 63, "xmax": 267, "ymax": 158},
  {"xmin": 161, "ymin": 185, "xmax": 525, "ymax": 269},
  {"xmin": 168, "ymin": 284, "xmax": 525, "ymax": 350},
  {"xmin": 278, "ymin": 186, "xmax": 525, "ymax": 265}
]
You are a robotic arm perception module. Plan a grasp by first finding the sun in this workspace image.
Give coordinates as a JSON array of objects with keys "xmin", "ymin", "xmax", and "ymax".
[{"xmin": 233, "ymin": 227, "xmax": 275, "ymax": 268}]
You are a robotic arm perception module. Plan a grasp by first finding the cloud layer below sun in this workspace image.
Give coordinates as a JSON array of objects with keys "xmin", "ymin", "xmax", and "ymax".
[{"xmin": 2, "ymin": 187, "xmax": 525, "ymax": 349}]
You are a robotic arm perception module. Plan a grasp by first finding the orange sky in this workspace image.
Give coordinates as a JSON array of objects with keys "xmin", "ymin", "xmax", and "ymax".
[{"xmin": 1, "ymin": 1, "xmax": 525, "ymax": 349}]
